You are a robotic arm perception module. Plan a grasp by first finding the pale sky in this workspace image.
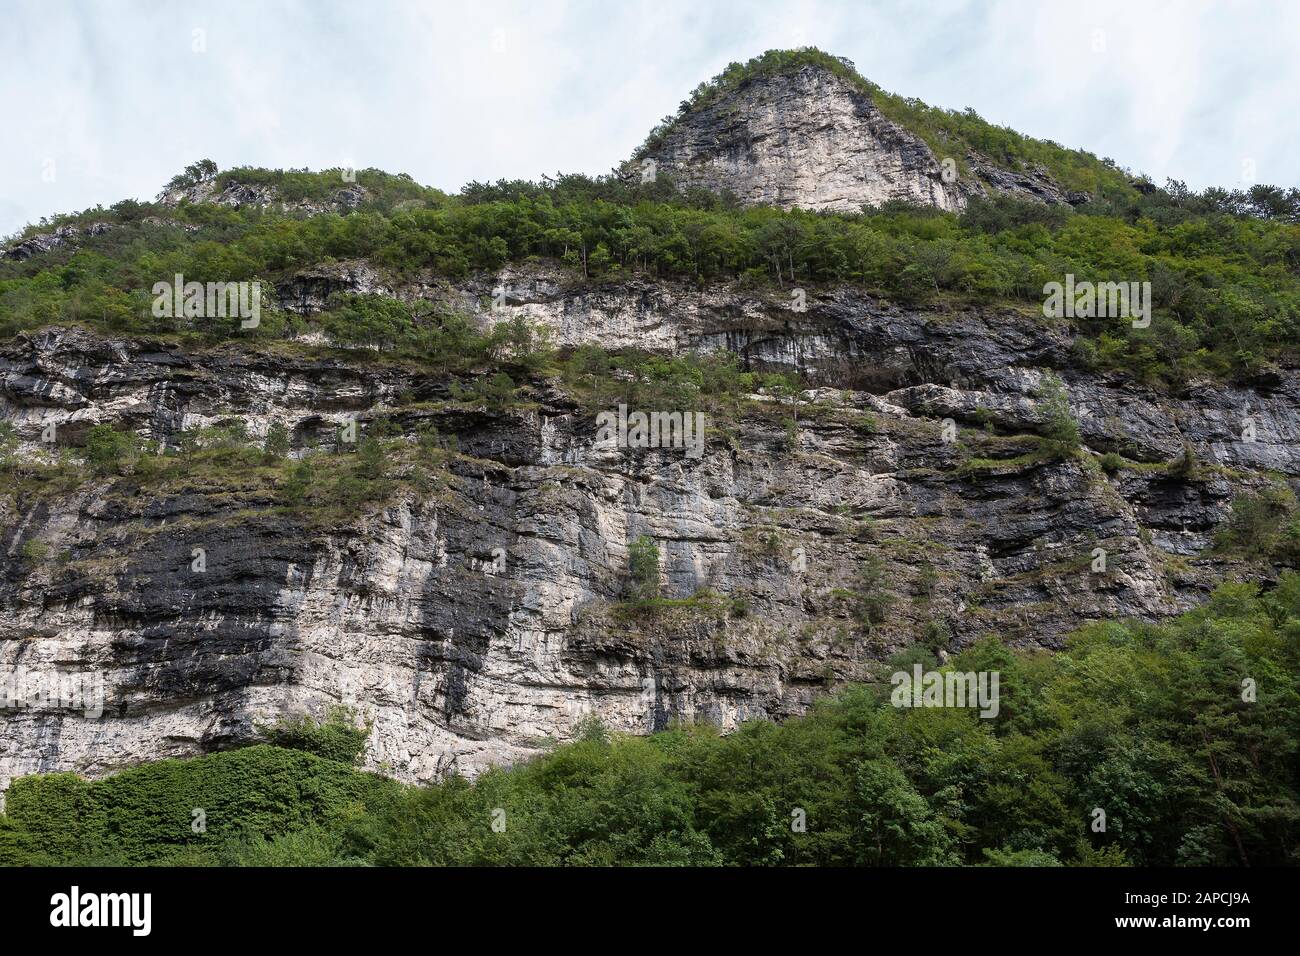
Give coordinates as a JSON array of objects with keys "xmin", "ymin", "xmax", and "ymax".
[{"xmin": 2, "ymin": 0, "xmax": 1297, "ymax": 238}]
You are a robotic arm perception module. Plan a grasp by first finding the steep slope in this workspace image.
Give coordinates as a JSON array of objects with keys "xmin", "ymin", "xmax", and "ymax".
[{"xmin": 637, "ymin": 59, "xmax": 965, "ymax": 211}]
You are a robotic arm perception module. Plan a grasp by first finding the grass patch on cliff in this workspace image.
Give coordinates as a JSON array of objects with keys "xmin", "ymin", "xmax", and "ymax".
[
  {"xmin": 1213, "ymin": 484, "xmax": 1300, "ymax": 565},
  {"xmin": 954, "ymin": 449, "xmax": 1060, "ymax": 478},
  {"xmin": 0, "ymin": 417, "xmax": 466, "ymax": 526},
  {"xmin": 610, "ymin": 589, "xmax": 731, "ymax": 620},
  {"xmin": 559, "ymin": 345, "xmax": 802, "ymax": 425}
]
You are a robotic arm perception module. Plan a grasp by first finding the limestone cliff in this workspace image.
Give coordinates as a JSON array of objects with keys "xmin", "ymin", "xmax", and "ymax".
[{"xmin": 1, "ymin": 265, "xmax": 1291, "ymax": 790}]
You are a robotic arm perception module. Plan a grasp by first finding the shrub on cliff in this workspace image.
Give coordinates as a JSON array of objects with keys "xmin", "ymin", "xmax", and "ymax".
[
  {"xmin": 1215, "ymin": 485, "xmax": 1300, "ymax": 564},
  {"xmin": 83, "ymin": 423, "xmax": 139, "ymax": 474},
  {"xmin": 626, "ymin": 535, "xmax": 661, "ymax": 603},
  {"xmin": 1035, "ymin": 374, "xmax": 1081, "ymax": 458},
  {"xmin": 256, "ymin": 706, "xmax": 370, "ymax": 765}
]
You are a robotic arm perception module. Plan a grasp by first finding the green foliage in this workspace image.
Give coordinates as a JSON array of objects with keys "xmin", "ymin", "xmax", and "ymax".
[
  {"xmin": 319, "ymin": 293, "xmax": 416, "ymax": 351},
  {"xmin": 1035, "ymin": 373, "xmax": 1080, "ymax": 458},
  {"xmin": 279, "ymin": 459, "xmax": 313, "ymax": 504},
  {"xmin": 179, "ymin": 419, "xmax": 253, "ymax": 457},
  {"xmin": 6, "ymin": 410, "xmax": 439, "ymax": 525},
  {"xmin": 257, "ymin": 707, "xmax": 370, "ymax": 765},
  {"xmin": 1168, "ymin": 441, "xmax": 1199, "ymax": 479},
  {"xmin": 981, "ymin": 847, "xmax": 1064, "ymax": 866},
  {"xmin": 626, "ymin": 535, "xmax": 661, "ymax": 603},
  {"xmin": 452, "ymin": 371, "xmax": 518, "ymax": 410},
  {"xmin": 263, "ymin": 421, "xmax": 290, "ymax": 459},
  {"xmin": 270, "ymin": 429, "xmax": 402, "ymax": 517},
  {"xmin": 852, "ymin": 553, "xmax": 895, "ymax": 633},
  {"xmin": 83, "ymin": 423, "xmax": 140, "ymax": 474},
  {"xmin": 4, "ymin": 153, "xmax": 1298, "ymax": 385},
  {"xmin": 850, "ymin": 758, "xmax": 956, "ymax": 864},
  {"xmin": 1214, "ymin": 485, "xmax": 1300, "ymax": 564},
  {"xmin": 217, "ymin": 825, "xmax": 367, "ymax": 866},
  {"xmin": 3, "ymin": 574, "xmax": 1298, "ymax": 867},
  {"xmin": 211, "ymin": 166, "xmax": 444, "ymax": 210},
  {"xmin": 0, "ymin": 745, "xmax": 396, "ymax": 866},
  {"xmin": 166, "ymin": 158, "xmax": 218, "ymax": 191},
  {"xmin": 0, "ymin": 423, "xmax": 17, "ymax": 467},
  {"xmin": 19, "ymin": 538, "xmax": 49, "ymax": 565}
]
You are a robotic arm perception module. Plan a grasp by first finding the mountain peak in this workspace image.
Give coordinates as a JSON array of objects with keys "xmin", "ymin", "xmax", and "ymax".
[{"xmin": 633, "ymin": 48, "xmax": 1118, "ymax": 212}]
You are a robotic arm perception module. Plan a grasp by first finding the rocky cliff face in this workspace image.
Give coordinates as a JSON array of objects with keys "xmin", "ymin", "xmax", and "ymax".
[
  {"xmin": 1, "ymin": 265, "xmax": 1292, "ymax": 791},
  {"xmin": 156, "ymin": 177, "xmax": 369, "ymax": 213},
  {"xmin": 2, "ymin": 219, "xmax": 202, "ymax": 262},
  {"xmin": 0, "ymin": 223, "xmax": 115, "ymax": 262},
  {"xmin": 636, "ymin": 62, "xmax": 1084, "ymax": 211}
]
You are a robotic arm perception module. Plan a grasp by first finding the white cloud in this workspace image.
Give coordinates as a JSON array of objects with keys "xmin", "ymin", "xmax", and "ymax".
[{"xmin": 1, "ymin": 0, "xmax": 1296, "ymax": 237}]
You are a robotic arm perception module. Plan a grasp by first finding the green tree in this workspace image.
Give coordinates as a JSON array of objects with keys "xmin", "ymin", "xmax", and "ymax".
[
  {"xmin": 83, "ymin": 424, "xmax": 137, "ymax": 474},
  {"xmin": 849, "ymin": 758, "xmax": 954, "ymax": 865},
  {"xmin": 627, "ymin": 535, "xmax": 661, "ymax": 602},
  {"xmin": 854, "ymin": 554, "xmax": 895, "ymax": 633},
  {"xmin": 263, "ymin": 422, "xmax": 290, "ymax": 459},
  {"xmin": 1036, "ymin": 373, "xmax": 1080, "ymax": 457}
]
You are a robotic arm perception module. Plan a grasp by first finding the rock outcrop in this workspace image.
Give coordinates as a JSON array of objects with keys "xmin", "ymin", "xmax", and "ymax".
[
  {"xmin": 156, "ymin": 177, "xmax": 369, "ymax": 214},
  {"xmin": 0, "ymin": 223, "xmax": 113, "ymax": 262},
  {"xmin": 0, "ymin": 51, "xmax": 1288, "ymax": 799},
  {"xmin": 2, "ymin": 218, "xmax": 202, "ymax": 262},
  {"xmin": 635, "ymin": 61, "xmax": 1085, "ymax": 211}
]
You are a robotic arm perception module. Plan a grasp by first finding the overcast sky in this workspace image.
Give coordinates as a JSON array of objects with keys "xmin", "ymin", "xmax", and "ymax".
[{"xmin": 2, "ymin": 0, "xmax": 1297, "ymax": 237}]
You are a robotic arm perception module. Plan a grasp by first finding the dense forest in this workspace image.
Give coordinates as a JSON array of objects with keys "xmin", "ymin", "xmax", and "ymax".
[{"xmin": 2, "ymin": 576, "xmax": 1296, "ymax": 866}]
